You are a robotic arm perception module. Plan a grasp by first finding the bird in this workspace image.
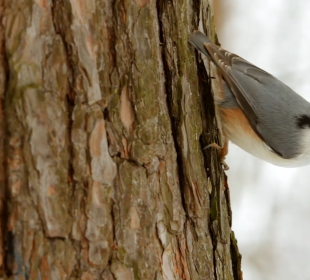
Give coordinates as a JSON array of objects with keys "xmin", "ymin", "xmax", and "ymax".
[{"xmin": 189, "ymin": 30, "xmax": 310, "ymax": 168}]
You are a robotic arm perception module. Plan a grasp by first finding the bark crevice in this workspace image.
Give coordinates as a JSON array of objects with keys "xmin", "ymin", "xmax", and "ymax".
[
  {"xmin": 156, "ymin": 0, "xmax": 188, "ymax": 218},
  {"xmin": 1, "ymin": 0, "xmax": 13, "ymax": 275}
]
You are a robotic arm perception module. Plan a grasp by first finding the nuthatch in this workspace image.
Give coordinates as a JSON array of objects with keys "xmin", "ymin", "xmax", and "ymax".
[{"xmin": 189, "ymin": 30, "xmax": 310, "ymax": 168}]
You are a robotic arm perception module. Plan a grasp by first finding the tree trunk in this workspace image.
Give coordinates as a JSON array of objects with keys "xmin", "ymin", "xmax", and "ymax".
[{"xmin": 0, "ymin": 0, "xmax": 242, "ymax": 279}]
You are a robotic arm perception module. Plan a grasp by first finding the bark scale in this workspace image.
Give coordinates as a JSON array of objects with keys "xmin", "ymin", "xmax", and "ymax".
[{"xmin": 0, "ymin": 0, "xmax": 242, "ymax": 279}]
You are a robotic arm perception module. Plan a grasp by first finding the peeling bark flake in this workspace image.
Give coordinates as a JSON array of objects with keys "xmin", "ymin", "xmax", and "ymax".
[
  {"xmin": 89, "ymin": 119, "xmax": 116, "ymax": 185},
  {"xmin": 120, "ymin": 85, "xmax": 135, "ymax": 134}
]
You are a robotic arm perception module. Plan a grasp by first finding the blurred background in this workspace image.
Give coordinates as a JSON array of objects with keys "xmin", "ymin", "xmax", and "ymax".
[{"xmin": 213, "ymin": 1, "xmax": 310, "ymax": 279}]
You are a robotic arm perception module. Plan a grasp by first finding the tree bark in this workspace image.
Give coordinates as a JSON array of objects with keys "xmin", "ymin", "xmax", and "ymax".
[{"xmin": 0, "ymin": 0, "xmax": 242, "ymax": 279}]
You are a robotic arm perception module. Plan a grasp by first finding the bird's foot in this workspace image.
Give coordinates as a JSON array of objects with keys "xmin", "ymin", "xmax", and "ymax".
[{"xmin": 204, "ymin": 142, "xmax": 229, "ymax": 170}]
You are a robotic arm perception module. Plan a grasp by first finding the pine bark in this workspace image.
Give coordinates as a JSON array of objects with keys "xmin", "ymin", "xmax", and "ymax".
[{"xmin": 0, "ymin": 0, "xmax": 242, "ymax": 279}]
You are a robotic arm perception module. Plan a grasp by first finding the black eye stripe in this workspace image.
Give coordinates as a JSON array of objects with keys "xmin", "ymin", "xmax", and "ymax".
[{"xmin": 296, "ymin": 115, "xmax": 310, "ymax": 129}]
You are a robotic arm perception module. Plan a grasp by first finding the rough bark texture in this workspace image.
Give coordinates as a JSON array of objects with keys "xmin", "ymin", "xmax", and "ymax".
[{"xmin": 0, "ymin": 0, "xmax": 242, "ymax": 279}]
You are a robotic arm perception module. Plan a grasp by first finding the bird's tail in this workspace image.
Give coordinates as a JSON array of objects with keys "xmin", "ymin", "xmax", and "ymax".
[{"xmin": 188, "ymin": 30, "xmax": 213, "ymax": 59}]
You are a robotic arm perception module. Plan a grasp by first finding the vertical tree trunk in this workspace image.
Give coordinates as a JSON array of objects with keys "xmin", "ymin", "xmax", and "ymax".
[{"xmin": 0, "ymin": 0, "xmax": 242, "ymax": 279}]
